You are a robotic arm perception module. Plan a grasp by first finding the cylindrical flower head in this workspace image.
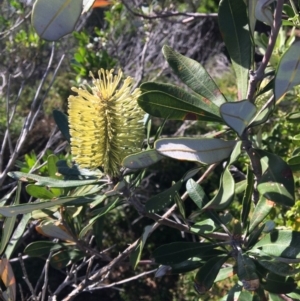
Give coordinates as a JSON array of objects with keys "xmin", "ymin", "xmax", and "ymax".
[{"xmin": 68, "ymin": 69, "xmax": 144, "ymax": 178}]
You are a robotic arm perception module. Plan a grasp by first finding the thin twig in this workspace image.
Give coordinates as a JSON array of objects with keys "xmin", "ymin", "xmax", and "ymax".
[
  {"xmin": 84, "ymin": 255, "xmax": 96, "ymax": 283},
  {"xmin": 247, "ymin": 0, "xmax": 284, "ymax": 102},
  {"xmin": 18, "ymin": 253, "xmax": 38, "ymax": 301},
  {"xmin": 35, "ymin": 265, "xmax": 45, "ymax": 297},
  {"xmin": 0, "ymin": 79, "xmax": 24, "ymax": 173},
  {"xmin": 5, "ymin": 75, "xmax": 13, "ymax": 155},
  {"xmin": 173, "ymin": 121, "xmax": 197, "ymax": 136},
  {"xmin": 18, "ymin": 283, "xmax": 24, "ymax": 301},
  {"xmin": 87, "ymin": 268, "xmax": 157, "ymax": 291},
  {"xmin": 29, "ymin": 126, "xmax": 58, "ymax": 173},
  {"xmin": 0, "ymin": 11, "xmax": 32, "ymax": 38},
  {"xmin": 41, "ymin": 251, "xmax": 52, "ymax": 301},
  {"xmin": 133, "ymin": 26, "xmax": 152, "ymax": 89},
  {"xmin": 0, "ymin": 43, "xmax": 55, "ymax": 186},
  {"xmin": 145, "ymin": 212, "xmax": 191, "ymax": 232},
  {"xmin": 9, "ymin": 254, "xmax": 29, "ymax": 263},
  {"xmin": 50, "ymin": 266, "xmax": 76, "ymax": 300},
  {"xmin": 29, "ymin": 52, "xmax": 65, "ymax": 131}
]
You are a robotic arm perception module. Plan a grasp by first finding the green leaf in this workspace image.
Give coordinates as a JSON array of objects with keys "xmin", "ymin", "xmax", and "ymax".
[
  {"xmin": 70, "ymin": 183, "xmax": 106, "ymax": 196},
  {"xmin": 26, "ymin": 184, "xmax": 55, "ymax": 199},
  {"xmin": 248, "ymin": 0, "xmax": 259, "ymax": 38},
  {"xmin": 257, "ymin": 257, "xmax": 300, "ymax": 276},
  {"xmin": 79, "ymin": 198, "xmax": 120, "ymax": 238},
  {"xmin": 90, "ymin": 194, "xmax": 107, "ymax": 209},
  {"xmin": 253, "ymin": 230, "xmax": 300, "ymax": 259},
  {"xmin": 32, "ymin": 0, "xmax": 82, "ymax": 41},
  {"xmin": 202, "ymin": 168, "xmax": 234, "ymax": 210},
  {"xmin": 283, "ymin": 4, "xmax": 295, "ymax": 18},
  {"xmin": 47, "ymin": 155, "xmax": 62, "ymax": 196},
  {"xmin": 5, "ymin": 213, "xmax": 31, "ymax": 259},
  {"xmin": 292, "ymin": 148, "xmax": 300, "ymax": 156},
  {"xmin": 0, "ymin": 196, "xmax": 79, "ymax": 217},
  {"xmin": 269, "ymin": 293, "xmax": 287, "ymax": 301},
  {"xmin": 255, "ymin": 149, "xmax": 295, "ymax": 206},
  {"xmin": 237, "ymin": 291, "xmax": 256, "ymax": 301},
  {"xmin": 162, "ymin": 45, "xmax": 227, "ymax": 106},
  {"xmin": 282, "ymin": 20, "xmax": 295, "ymax": 26},
  {"xmin": 287, "ymin": 288, "xmax": 300, "ymax": 300},
  {"xmin": 155, "ymin": 138, "xmax": 236, "ymax": 164},
  {"xmin": 93, "ymin": 215, "xmax": 104, "ymax": 249},
  {"xmin": 274, "ymin": 41, "xmax": 300, "ymax": 102},
  {"xmin": 50, "ymin": 249, "xmax": 84, "ymax": 270},
  {"xmin": 145, "ymin": 180, "xmax": 183, "ymax": 213},
  {"xmin": 248, "ymin": 196, "xmax": 275, "ymax": 234},
  {"xmin": 130, "ymin": 225, "xmax": 152, "ymax": 269},
  {"xmin": 249, "ymin": 101, "xmax": 274, "ymax": 127},
  {"xmin": 235, "ymin": 180, "xmax": 247, "ymax": 194},
  {"xmin": 262, "ymin": 273, "xmax": 296, "ymax": 294},
  {"xmin": 186, "ymin": 179, "xmax": 209, "ymax": 210},
  {"xmin": 241, "ymin": 167, "xmax": 254, "ymax": 230},
  {"xmin": 288, "ymin": 155, "xmax": 300, "ymax": 172},
  {"xmin": 8, "ymin": 171, "xmax": 103, "ymax": 188},
  {"xmin": 245, "ymin": 224, "xmax": 265, "ymax": 249},
  {"xmin": 237, "ymin": 253, "xmax": 257, "ymax": 280},
  {"xmin": 139, "ymin": 82, "xmax": 222, "ymax": 121},
  {"xmin": 292, "ymin": 134, "xmax": 300, "ymax": 145},
  {"xmin": 153, "ymin": 242, "xmax": 222, "ymax": 265},
  {"xmin": 255, "ymin": 0, "xmax": 274, "ymax": 26},
  {"xmin": 190, "ymin": 219, "xmax": 217, "ymax": 235},
  {"xmin": 236, "ymin": 253, "xmax": 259, "ymax": 291},
  {"xmin": 215, "ymin": 266, "xmax": 235, "ymax": 282},
  {"xmin": 0, "ymin": 183, "xmax": 21, "ymax": 256},
  {"xmin": 263, "ymin": 220, "xmax": 276, "ymax": 233},
  {"xmin": 218, "ymin": 0, "xmax": 252, "ymax": 99},
  {"xmin": 182, "ymin": 167, "xmax": 202, "ymax": 181},
  {"xmin": 53, "ymin": 110, "xmax": 70, "ymax": 142},
  {"xmin": 47, "ymin": 154, "xmax": 59, "ymax": 178},
  {"xmin": 202, "ymin": 141, "xmax": 241, "ymax": 210},
  {"xmin": 287, "ymin": 112, "xmax": 300, "ymax": 123},
  {"xmin": 220, "ymin": 100, "xmax": 257, "ymax": 136},
  {"xmin": 31, "ymin": 208, "xmax": 59, "ymax": 220},
  {"xmin": 56, "ymin": 161, "xmax": 103, "ymax": 179},
  {"xmin": 24, "ymin": 241, "xmax": 71, "ymax": 257},
  {"xmin": 169, "ymin": 257, "xmax": 203, "ymax": 274},
  {"xmin": 174, "ymin": 192, "xmax": 186, "ymax": 219},
  {"xmin": 194, "ymin": 256, "xmax": 229, "ymax": 294},
  {"xmin": 208, "ymin": 212, "xmax": 233, "ymax": 230},
  {"xmin": 122, "ymin": 149, "xmax": 165, "ymax": 169},
  {"xmin": 256, "ymin": 77, "xmax": 274, "ymax": 97},
  {"xmin": 164, "ymin": 251, "xmax": 224, "ymax": 276},
  {"xmin": 36, "ymin": 220, "xmax": 75, "ymax": 241}
]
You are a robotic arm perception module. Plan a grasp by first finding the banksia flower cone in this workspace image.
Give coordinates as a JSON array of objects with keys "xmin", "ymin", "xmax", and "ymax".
[{"xmin": 68, "ymin": 69, "xmax": 144, "ymax": 178}]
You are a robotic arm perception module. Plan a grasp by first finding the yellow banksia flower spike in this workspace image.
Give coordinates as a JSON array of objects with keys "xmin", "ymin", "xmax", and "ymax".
[{"xmin": 68, "ymin": 69, "xmax": 144, "ymax": 178}]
